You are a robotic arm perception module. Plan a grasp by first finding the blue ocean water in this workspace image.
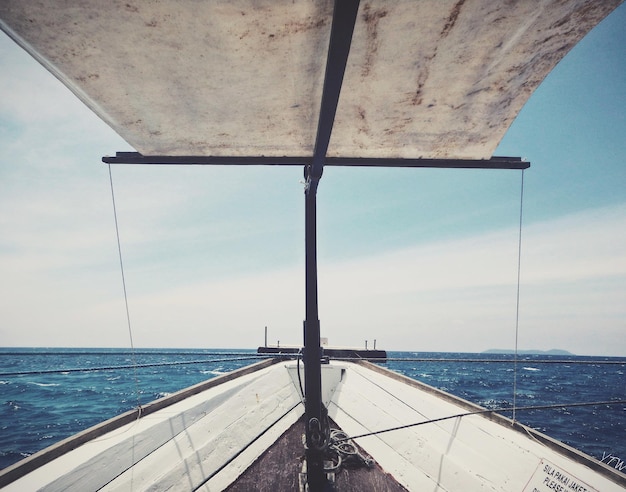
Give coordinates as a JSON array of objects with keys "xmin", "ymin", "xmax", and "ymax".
[{"xmin": 1, "ymin": 349, "xmax": 624, "ymax": 472}]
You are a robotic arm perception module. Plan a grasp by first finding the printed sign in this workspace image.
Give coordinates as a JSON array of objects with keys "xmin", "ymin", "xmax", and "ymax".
[{"xmin": 523, "ymin": 459, "xmax": 598, "ymax": 492}]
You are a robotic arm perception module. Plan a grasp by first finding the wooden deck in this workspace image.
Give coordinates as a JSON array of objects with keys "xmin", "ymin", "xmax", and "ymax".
[{"xmin": 225, "ymin": 416, "xmax": 407, "ymax": 491}]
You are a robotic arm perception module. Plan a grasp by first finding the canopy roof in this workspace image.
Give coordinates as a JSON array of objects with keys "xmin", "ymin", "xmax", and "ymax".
[{"xmin": 0, "ymin": 0, "xmax": 621, "ymax": 162}]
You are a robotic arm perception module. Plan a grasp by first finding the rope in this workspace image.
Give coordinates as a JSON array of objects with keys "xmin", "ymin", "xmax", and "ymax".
[
  {"xmin": 296, "ymin": 349, "xmax": 305, "ymax": 398},
  {"xmin": 108, "ymin": 164, "xmax": 141, "ymax": 408},
  {"xmin": 0, "ymin": 355, "xmax": 268, "ymax": 377},
  {"xmin": 325, "ymin": 429, "xmax": 373, "ymax": 472},
  {"xmin": 513, "ymin": 168, "xmax": 525, "ymax": 422},
  {"xmin": 384, "ymin": 358, "xmax": 626, "ymax": 364},
  {"xmin": 0, "ymin": 351, "xmax": 273, "ymax": 357},
  {"xmin": 3, "ymin": 354, "xmax": 621, "ymax": 377},
  {"xmin": 333, "ymin": 399, "xmax": 626, "ymax": 443}
]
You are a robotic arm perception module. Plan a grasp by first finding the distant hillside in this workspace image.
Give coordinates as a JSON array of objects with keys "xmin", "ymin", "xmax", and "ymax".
[{"xmin": 483, "ymin": 348, "xmax": 575, "ymax": 356}]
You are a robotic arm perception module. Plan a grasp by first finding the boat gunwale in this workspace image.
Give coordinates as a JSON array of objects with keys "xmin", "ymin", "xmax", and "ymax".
[
  {"xmin": 0, "ymin": 357, "xmax": 285, "ymax": 488},
  {"xmin": 354, "ymin": 360, "xmax": 626, "ymax": 487}
]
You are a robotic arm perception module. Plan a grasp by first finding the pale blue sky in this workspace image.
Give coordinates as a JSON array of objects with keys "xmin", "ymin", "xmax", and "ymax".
[{"xmin": 0, "ymin": 6, "xmax": 624, "ymax": 355}]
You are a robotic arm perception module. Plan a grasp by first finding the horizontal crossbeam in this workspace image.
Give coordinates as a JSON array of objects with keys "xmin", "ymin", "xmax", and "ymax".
[{"xmin": 103, "ymin": 152, "xmax": 530, "ymax": 170}]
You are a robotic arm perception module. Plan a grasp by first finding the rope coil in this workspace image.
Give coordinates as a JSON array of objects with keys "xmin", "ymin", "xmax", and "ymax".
[{"xmin": 326, "ymin": 429, "xmax": 373, "ymax": 471}]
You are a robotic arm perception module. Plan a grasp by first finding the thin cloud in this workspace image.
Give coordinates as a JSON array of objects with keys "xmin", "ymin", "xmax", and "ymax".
[{"xmin": 4, "ymin": 204, "xmax": 619, "ymax": 353}]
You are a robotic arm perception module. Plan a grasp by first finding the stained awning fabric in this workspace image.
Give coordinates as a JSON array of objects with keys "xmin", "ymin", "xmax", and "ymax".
[{"xmin": 0, "ymin": 1, "xmax": 621, "ymax": 161}]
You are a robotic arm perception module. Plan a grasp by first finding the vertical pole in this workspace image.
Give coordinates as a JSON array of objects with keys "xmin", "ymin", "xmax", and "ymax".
[
  {"xmin": 303, "ymin": 176, "xmax": 325, "ymax": 490},
  {"xmin": 302, "ymin": 1, "xmax": 360, "ymax": 488}
]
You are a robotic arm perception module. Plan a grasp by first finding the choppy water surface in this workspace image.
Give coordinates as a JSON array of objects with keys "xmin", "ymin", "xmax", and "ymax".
[
  {"xmin": 388, "ymin": 352, "xmax": 625, "ymax": 466},
  {"xmin": 1, "ymin": 348, "xmax": 624, "ymax": 471}
]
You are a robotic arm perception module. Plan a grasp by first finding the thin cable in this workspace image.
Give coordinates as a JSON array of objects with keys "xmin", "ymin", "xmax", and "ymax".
[
  {"xmin": 0, "ymin": 351, "xmax": 281, "ymax": 357},
  {"xmin": 383, "ymin": 358, "xmax": 626, "ymax": 364},
  {"xmin": 108, "ymin": 164, "xmax": 141, "ymax": 408},
  {"xmin": 0, "ymin": 355, "xmax": 268, "ymax": 376},
  {"xmin": 334, "ymin": 399, "xmax": 626, "ymax": 443},
  {"xmin": 3, "ymin": 355, "xmax": 621, "ymax": 377},
  {"xmin": 296, "ymin": 349, "xmax": 305, "ymax": 398},
  {"xmin": 513, "ymin": 169, "xmax": 525, "ymax": 422}
]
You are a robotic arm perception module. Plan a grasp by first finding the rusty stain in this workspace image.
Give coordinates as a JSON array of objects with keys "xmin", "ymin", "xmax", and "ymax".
[
  {"xmin": 381, "ymin": 116, "xmax": 413, "ymax": 137},
  {"xmin": 76, "ymin": 72, "xmax": 99, "ymax": 82},
  {"xmin": 355, "ymin": 106, "xmax": 372, "ymax": 136},
  {"xmin": 284, "ymin": 17, "xmax": 326, "ymax": 35},
  {"xmin": 122, "ymin": 119, "xmax": 143, "ymax": 127},
  {"xmin": 361, "ymin": 4, "xmax": 388, "ymax": 77},
  {"xmin": 550, "ymin": 14, "xmax": 572, "ymax": 30},
  {"xmin": 441, "ymin": 0, "xmax": 466, "ymax": 38},
  {"xmin": 466, "ymin": 87, "xmax": 488, "ymax": 98},
  {"xmin": 411, "ymin": 54, "xmax": 435, "ymax": 106},
  {"xmin": 231, "ymin": 13, "xmax": 326, "ymax": 49}
]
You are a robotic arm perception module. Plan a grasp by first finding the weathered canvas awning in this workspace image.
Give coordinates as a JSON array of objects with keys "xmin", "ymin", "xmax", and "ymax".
[{"xmin": 0, "ymin": 0, "xmax": 620, "ymax": 162}]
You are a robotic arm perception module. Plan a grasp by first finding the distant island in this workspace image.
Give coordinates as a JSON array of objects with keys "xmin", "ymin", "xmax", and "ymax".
[{"xmin": 483, "ymin": 348, "xmax": 575, "ymax": 356}]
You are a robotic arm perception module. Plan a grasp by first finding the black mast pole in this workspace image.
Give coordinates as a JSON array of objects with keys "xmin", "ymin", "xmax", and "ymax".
[
  {"xmin": 303, "ymin": 0, "xmax": 360, "ymax": 489},
  {"xmin": 303, "ymin": 172, "xmax": 325, "ymax": 489}
]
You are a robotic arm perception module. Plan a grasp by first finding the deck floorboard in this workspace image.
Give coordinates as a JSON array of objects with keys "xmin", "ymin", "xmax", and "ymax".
[{"xmin": 225, "ymin": 416, "xmax": 407, "ymax": 491}]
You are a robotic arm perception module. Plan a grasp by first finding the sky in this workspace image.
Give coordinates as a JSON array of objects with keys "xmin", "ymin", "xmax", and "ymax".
[{"xmin": 0, "ymin": 6, "xmax": 625, "ymax": 356}]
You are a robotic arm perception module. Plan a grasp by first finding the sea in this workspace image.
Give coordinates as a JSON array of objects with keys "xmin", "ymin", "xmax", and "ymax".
[{"xmin": 1, "ymin": 348, "xmax": 625, "ymax": 473}]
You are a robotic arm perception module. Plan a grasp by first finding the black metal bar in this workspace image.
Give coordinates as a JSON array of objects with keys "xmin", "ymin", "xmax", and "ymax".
[
  {"xmin": 303, "ymin": 0, "xmax": 360, "ymax": 489},
  {"xmin": 103, "ymin": 152, "xmax": 309, "ymax": 166},
  {"xmin": 309, "ymin": 0, "xmax": 361, "ymax": 180},
  {"xmin": 103, "ymin": 152, "xmax": 530, "ymax": 170},
  {"xmin": 303, "ymin": 181, "xmax": 325, "ymax": 489}
]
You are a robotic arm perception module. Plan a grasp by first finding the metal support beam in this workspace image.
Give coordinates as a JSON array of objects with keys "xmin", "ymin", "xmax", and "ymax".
[
  {"xmin": 303, "ymin": 0, "xmax": 360, "ymax": 489},
  {"xmin": 303, "ymin": 174, "xmax": 325, "ymax": 490},
  {"xmin": 309, "ymin": 0, "xmax": 361, "ymax": 181},
  {"xmin": 103, "ymin": 152, "xmax": 530, "ymax": 170}
]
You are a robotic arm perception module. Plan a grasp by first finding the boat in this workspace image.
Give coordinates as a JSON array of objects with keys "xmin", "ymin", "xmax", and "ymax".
[{"xmin": 0, "ymin": 1, "xmax": 624, "ymax": 490}]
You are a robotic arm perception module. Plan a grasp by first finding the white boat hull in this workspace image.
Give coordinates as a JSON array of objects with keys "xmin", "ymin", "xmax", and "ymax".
[{"xmin": 1, "ymin": 359, "xmax": 623, "ymax": 491}]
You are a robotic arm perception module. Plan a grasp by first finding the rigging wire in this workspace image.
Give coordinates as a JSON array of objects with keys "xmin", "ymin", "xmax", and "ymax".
[
  {"xmin": 108, "ymin": 164, "xmax": 141, "ymax": 409},
  {"xmin": 0, "ymin": 350, "xmax": 273, "ymax": 357},
  {"xmin": 513, "ymin": 168, "xmax": 525, "ymax": 422},
  {"xmin": 2, "ymin": 354, "xmax": 623, "ymax": 377},
  {"xmin": 383, "ymin": 357, "xmax": 626, "ymax": 364},
  {"xmin": 296, "ymin": 349, "xmax": 305, "ymax": 398},
  {"xmin": 4, "ymin": 353, "xmax": 621, "ymax": 375},
  {"xmin": 0, "ymin": 355, "xmax": 272, "ymax": 377},
  {"xmin": 333, "ymin": 399, "xmax": 626, "ymax": 443}
]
